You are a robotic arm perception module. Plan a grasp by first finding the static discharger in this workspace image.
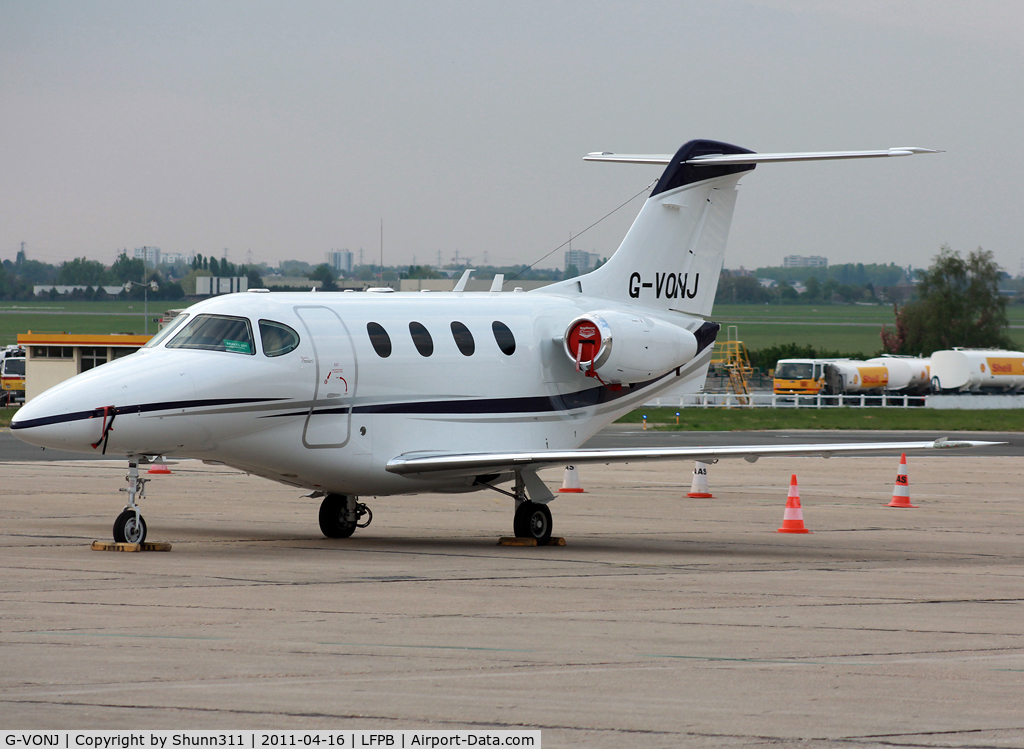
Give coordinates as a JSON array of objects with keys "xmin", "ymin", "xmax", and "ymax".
[
  {"xmin": 559, "ymin": 465, "xmax": 586, "ymax": 493},
  {"xmin": 777, "ymin": 475, "xmax": 811, "ymax": 533},
  {"xmin": 687, "ymin": 461, "xmax": 713, "ymax": 498},
  {"xmin": 888, "ymin": 453, "xmax": 917, "ymax": 508},
  {"xmin": 91, "ymin": 541, "xmax": 172, "ymax": 552}
]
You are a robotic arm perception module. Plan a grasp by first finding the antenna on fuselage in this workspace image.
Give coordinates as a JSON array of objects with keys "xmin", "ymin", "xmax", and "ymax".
[{"xmin": 453, "ymin": 269, "xmax": 476, "ymax": 293}]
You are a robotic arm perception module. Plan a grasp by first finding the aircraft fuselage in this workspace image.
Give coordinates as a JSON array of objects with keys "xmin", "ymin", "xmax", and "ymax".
[{"xmin": 12, "ymin": 290, "xmax": 712, "ymax": 495}]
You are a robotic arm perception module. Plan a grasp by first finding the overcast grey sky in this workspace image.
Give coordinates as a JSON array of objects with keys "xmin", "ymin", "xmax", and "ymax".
[{"xmin": 2, "ymin": 1, "xmax": 1022, "ymax": 274}]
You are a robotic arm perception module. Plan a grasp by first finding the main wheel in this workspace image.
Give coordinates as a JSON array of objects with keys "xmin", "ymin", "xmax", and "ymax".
[
  {"xmin": 513, "ymin": 501, "xmax": 553, "ymax": 544},
  {"xmin": 113, "ymin": 509, "xmax": 147, "ymax": 544},
  {"xmin": 319, "ymin": 494, "xmax": 357, "ymax": 538}
]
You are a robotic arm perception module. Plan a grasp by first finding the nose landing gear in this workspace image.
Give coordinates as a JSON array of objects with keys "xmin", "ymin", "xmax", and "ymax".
[
  {"xmin": 113, "ymin": 460, "xmax": 148, "ymax": 544},
  {"xmin": 319, "ymin": 493, "xmax": 372, "ymax": 538}
]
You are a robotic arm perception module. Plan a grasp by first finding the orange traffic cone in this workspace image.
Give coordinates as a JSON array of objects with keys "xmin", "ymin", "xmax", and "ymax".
[
  {"xmin": 777, "ymin": 474, "xmax": 811, "ymax": 533},
  {"xmin": 559, "ymin": 465, "xmax": 585, "ymax": 493},
  {"xmin": 686, "ymin": 461, "xmax": 713, "ymax": 498},
  {"xmin": 888, "ymin": 453, "xmax": 916, "ymax": 508},
  {"xmin": 147, "ymin": 457, "xmax": 172, "ymax": 475}
]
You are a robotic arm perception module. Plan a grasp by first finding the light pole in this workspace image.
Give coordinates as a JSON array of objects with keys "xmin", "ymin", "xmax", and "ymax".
[{"xmin": 124, "ymin": 280, "xmax": 159, "ymax": 335}]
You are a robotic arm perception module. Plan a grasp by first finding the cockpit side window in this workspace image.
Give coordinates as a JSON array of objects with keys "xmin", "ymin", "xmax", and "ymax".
[
  {"xmin": 167, "ymin": 314, "xmax": 255, "ymax": 355},
  {"xmin": 143, "ymin": 313, "xmax": 190, "ymax": 348},
  {"xmin": 259, "ymin": 320, "xmax": 300, "ymax": 357}
]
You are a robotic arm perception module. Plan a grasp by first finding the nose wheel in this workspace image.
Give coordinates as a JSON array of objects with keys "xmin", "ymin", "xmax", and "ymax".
[
  {"xmin": 112, "ymin": 460, "xmax": 148, "ymax": 544},
  {"xmin": 113, "ymin": 508, "xmax": 147, "ymax": 544}
]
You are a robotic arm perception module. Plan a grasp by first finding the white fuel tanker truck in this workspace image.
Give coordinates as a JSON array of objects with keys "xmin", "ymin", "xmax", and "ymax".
[
  {"xmin": 866, "ymin": 355, "xmax": 932, "ymax": 394},
  {"xmin": 929, "ymin": 349, "xmax": 1024, "ymax": 393},
  {"xmin": 821, "ymin": 360, "xmax": 889, "ymax": 394}
]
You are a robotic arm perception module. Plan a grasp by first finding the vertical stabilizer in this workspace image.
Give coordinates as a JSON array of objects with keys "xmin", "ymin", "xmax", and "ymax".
[{"xmin": 542, "ymin": 140, "xmax": 755, "ymax": 317}]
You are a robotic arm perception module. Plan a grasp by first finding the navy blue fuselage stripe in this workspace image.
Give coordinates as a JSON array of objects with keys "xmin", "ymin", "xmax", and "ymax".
[
  {"xmin": 14, "ymin": 342, "xmax": 717, "ymax": 429},
  {"xmin": 10, "ymin": 397, "xmax": 287, "ymax": 430}
]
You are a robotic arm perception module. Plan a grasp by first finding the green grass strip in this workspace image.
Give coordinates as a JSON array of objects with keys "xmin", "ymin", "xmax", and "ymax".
[{"xmin": 618, "ymin": 407, "xmax": 1023, "ymax": 431}]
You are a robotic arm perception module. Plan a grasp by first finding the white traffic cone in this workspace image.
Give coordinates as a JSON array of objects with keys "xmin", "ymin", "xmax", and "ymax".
[
  {"xmin": 687, "ymin": 461, "xmax": 713, "ymax": 498},
  {"xmin": 559, "ymin": 465, "xmax": 585, "ymax": 493}
]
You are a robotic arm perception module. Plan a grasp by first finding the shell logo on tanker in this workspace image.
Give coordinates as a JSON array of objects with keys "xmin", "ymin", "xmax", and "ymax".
[
  {"xmin": 858, "ymin": 367, "xmax": 888, "ymax": 386},
  {"xmin": 986, "ymin": 358, "xmax": 1024, "ymax": 376}
]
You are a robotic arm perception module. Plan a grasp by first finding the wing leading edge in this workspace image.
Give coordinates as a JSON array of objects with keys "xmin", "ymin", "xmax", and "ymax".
[{"xmin": 386, "ymin": 438, "xmax": 999, "ymax": 478}]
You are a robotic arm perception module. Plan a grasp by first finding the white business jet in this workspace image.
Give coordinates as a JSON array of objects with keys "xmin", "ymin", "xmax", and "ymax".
[{"xmin": 11, "ymin": 139, "xmax": 991, "ymax": 544}]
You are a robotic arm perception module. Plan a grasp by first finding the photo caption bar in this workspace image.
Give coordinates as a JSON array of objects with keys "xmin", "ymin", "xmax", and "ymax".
[{"xmin": 2, "ymin": 732, "xmax": 540, "ymax": 749}]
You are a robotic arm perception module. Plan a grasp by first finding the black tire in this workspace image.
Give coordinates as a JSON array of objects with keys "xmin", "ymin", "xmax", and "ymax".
[
  {"xmin": 319, "ymin": 494, "xmax": 357, "ymax": 538},
  {"xmin": 513, "ymin": 501, "xmax": 553, "ymax": 544},
  {"xmin": 113, "ymin": 509, "xmax": 147, "ymax": 544}
]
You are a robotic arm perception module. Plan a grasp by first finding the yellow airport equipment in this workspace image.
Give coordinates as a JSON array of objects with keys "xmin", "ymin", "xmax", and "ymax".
[{"xmin": 711, "ymin": 325, "xmax": 753, "ymax": 404}]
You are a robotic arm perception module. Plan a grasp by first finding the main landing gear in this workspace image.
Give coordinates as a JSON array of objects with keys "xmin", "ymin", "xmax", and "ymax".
[
  {"xmin": 477, "ymin": 469, "xmax": 556, "ymax": 544},
  {"xmin": 113, "ymin": 460, "xmax": 148, "ymax": 544},
  {"xmin": 513, "ymin": 501, "xmax": 552, "ymax": 543},
  {"xmin": 319, "ymin": 494, "xmax": 373, "ymax": 538}
]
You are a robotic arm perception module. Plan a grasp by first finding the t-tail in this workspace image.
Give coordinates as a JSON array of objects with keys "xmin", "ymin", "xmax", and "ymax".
[{"xmin": 540, "ymin": 139, "xmax": 941, "ymax": 318}]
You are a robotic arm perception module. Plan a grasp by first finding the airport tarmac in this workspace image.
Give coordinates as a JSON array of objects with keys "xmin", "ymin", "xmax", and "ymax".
[{"xmin": 1, "ymin": 449, "xmax": 1023, "ymax": 746}]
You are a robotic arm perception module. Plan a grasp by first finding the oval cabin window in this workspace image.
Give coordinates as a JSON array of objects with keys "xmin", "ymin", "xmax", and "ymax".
[
  {"xmin": 450, "ymin": 321, "xmax": 475, "ymax": 356},
  {"xmin": 367, "ymin": 322, "xmax": 392, "ymax": 358},
  {"xmin": 491, "ymin": 321, "xmax": 516, "ymax": 356},
  {"xmin": 409, "ymin": 321, "xmax": 434, "ymax": 357}
]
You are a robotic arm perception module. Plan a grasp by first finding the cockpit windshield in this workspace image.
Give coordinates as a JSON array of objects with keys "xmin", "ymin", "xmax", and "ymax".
[
  {"xmin": 776, "ymin": 362, "xmax": 814, "ymax": 380},
  {"xmin": 143, "ymin": 313, "xmax": 190, "ymax": 349},
  {"xmin": 167, "ymin": 314, "xmax": 255, "ymax": 355}
]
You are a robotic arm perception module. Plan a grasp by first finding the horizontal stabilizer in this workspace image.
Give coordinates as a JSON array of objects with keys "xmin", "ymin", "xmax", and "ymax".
[
  {"xmin": 387, "ymin": 438, "xmax": 998, "ymax": 478},
  {"xmin": 584, "ymin": 147, "xmax": 941, "ymax": 166}
]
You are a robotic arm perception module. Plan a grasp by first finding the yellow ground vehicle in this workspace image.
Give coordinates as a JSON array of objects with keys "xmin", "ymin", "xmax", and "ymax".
[
  {"xmin": 1, "ymin": 350, "xmax": 26, "ymax": 405},
  {"xmin": 773, "ymin": 358, "xmax": 825, "ymax": 394}
]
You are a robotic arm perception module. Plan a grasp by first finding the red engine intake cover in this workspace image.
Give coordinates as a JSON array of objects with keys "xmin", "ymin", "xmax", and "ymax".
[{"xmin": 567, "ymin": 320, "xmax": 602, "ymax": 365}]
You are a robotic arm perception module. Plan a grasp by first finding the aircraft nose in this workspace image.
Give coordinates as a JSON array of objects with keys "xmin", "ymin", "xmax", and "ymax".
[
  {"xmin": 10, "ymin": 353, "xmax": 197, "ymax": 455},
  {"xmin": 9, "ymin": 386, "xmax": 105, "ymax": 452}
]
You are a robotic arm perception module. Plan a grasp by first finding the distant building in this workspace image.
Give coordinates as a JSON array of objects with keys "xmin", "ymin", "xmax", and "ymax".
[
  {"xmin": 195, "ymin": 277, "xmax": 249, "ymax": 296},
  {"xmin": 134, "ymin": 246, "xmax": 161, "ymax": 267},
  {"xmin": 160, "ymin": 251, "xmax": 186, "ymax": 265},
  {"xmin": 260, "ymin": 276, "xmax": 323, "ymax": 290},
  {"xmin": 783, "ymin": 255, "xmax": 828, "ymax": 268},
  {"xmin": 326, "ymin": 250, "xmax": 353, "ymax": 274},
  {"xmin": 565, "ymin": 249, "xmax": 595, "ymax": 274}
]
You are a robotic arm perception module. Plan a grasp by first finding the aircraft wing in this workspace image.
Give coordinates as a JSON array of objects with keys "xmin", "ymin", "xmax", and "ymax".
[{"xmin": 386, "ymin": 438, "xmax": 998, "ymax": 478}]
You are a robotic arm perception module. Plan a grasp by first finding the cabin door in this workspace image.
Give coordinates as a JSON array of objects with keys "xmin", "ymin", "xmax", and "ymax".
[{"xmin": 295, "ymin": 306, "xmax": 358, "ymax": 449}]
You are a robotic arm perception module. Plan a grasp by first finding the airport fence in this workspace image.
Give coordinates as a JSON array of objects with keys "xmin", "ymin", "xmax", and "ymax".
[{"xmin": 646, "ymin": 393, "xmax": 929, "ymax": 409}]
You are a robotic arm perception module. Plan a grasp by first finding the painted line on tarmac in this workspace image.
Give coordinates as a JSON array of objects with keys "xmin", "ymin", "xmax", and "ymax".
[
  {"xmin": 318, "ymin": 641, "xmax": 535, "ymax": 653},
  {"xmin": 29, "ymin": 631, "xmax": 224, "ymax": 640},
  {"xmin": 640, "ymin": 653, "xmax": 869, "ymax": 666}
]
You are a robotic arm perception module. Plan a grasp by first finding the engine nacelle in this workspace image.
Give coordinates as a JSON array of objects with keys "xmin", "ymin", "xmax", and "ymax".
[{"xmin": 563, "ymin": 311, "xmax": 698, "ymax": 383}]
